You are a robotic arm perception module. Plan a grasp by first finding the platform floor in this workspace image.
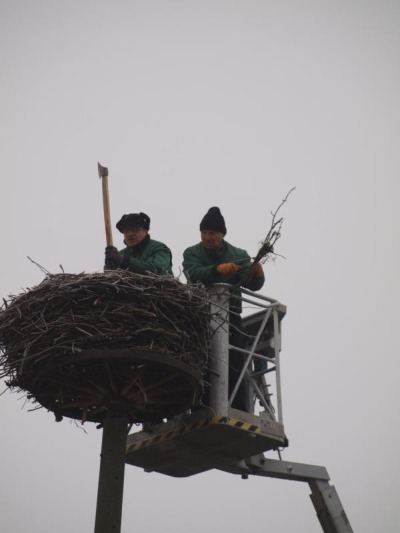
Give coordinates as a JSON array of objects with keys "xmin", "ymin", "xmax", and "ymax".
[{"xmin": 125, "ymin": 408, "xmax": 287, "ymax": 477}]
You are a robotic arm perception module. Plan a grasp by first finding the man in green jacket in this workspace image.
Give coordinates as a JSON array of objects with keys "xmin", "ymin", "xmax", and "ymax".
[
  {"xmin": 183, "ymin": 206, "xmax": 265, "ymax": 412},
  {"xmin": 104, "ymin": 211, "xmax": 173, "ymax": 275}
]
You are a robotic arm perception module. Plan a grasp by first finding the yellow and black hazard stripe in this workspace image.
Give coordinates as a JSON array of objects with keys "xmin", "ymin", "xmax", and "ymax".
[
  {"xmin": 220, "ymin": 417, "xmax": 261, "ymax": 434},
  {"xmin": 126, "ymin": 416, "xmax": 261, "ymax": 453}
]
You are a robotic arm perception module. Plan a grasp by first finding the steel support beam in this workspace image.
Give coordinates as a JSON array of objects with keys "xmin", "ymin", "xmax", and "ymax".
[
  {"xmin": 309, "ymin": 480, "xmax": 354, "ymax": 533},
  {"xmin": 247, "ymin": 455, "xmax": 330, "ymax": 482},
  {"xmin": 94, "ymin": 400, "xmax": 128, "ymax": 533},
  {"xmin": 244, "ymin": 455, "xmax": 353, "ymax": 533}
]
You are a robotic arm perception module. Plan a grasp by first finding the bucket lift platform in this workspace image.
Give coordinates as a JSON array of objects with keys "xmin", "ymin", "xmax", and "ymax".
[
  {"xmin": 126, "ymin": 285, "xmax": 288, "ymax": 477},
  {"xmin": 126, "ymin": 408, "xmax": 287, "ymax": 477},
  {"xmin": 125, "ymin": 285, "xmax": 354, "ymax": 533}
]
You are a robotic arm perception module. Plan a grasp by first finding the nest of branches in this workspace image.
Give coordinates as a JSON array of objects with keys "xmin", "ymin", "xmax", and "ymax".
[{"xmin": 0, "ymin": 271, "xmax": 212, "ymax": 423}]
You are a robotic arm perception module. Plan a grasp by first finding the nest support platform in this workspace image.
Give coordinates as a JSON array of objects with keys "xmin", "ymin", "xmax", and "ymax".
[
  {"xmin": 21, "ymin": 348, "xmax": 203, "ymax": 423},
  {"xmin": 125, "ymin": 408, "xmax": 287, "ymax": 477}
]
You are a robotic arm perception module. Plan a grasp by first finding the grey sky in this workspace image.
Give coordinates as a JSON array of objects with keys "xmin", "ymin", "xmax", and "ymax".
[{"xmin": 1, "ymin": 1, "xmax": 399, "ymax": 531}]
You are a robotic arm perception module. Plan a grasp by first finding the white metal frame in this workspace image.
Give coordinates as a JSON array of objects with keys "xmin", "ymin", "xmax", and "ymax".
[{"xmin": 208, "ymin": 283, "xmax": 284, "ymax": 422}]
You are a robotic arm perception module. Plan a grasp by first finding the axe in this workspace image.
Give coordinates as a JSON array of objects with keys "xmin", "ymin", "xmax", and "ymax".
[{"xmin": 98, "ymin": 162, "xmax": 113, "ymax": 246}]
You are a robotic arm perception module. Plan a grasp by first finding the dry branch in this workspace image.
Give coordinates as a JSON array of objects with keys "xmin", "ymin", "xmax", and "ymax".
[{"xmin": 253, "ymin": 187, "xmax": 296, "ymax": 263}]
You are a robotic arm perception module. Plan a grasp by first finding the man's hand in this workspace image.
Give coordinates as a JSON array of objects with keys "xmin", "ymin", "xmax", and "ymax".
[
  {"xmin": 250, "ymin": 262, "xmax": 264, "ymax": 278},
  {"xmin": 105, "ymin": 246, "xmax": 123, "ymax": 268},
  {"xmin": 216, "ymin": 262, "xmax": 240, "ymax": 276}
]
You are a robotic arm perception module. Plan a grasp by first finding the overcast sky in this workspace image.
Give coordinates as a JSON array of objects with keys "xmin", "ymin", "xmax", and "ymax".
[{"xmin": 1, "ymin": 1, "xmax": 399, "ymax": 532}]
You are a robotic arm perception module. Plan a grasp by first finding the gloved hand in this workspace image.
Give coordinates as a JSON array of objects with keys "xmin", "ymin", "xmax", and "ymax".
[
  {"xmin": 104, "ymin": 258, "xmax": 115, "ymax": 271},
  {"xmin": 250, "ymin": 262, "xmax": 264, "ymax": 278},
  {"xmin": 105, "ymin": 246, "xmax": 123, "ymax": 268},
  {"xmin": 216, "ymin": 262, "xmax": 240, "ymax": 277}
]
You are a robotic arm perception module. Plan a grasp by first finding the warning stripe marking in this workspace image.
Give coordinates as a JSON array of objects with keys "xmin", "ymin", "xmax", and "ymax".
[{"xmin": 126, "ymin": 416, "xmax": 261, "ymax": 453}]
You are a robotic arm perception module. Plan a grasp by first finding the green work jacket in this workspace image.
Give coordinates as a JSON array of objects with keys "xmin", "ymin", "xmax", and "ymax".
[
  {"xmin": 119, "ymin": 235, "xmax": 173, "ymax": 276},
  {"xmin": 182, "ymin": 240, "xmax": 264, "ymax": 311}
]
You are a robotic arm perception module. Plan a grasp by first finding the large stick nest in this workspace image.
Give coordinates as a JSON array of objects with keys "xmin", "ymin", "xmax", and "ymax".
[{"xmin": 0, "ymin": 271, "xmax": 212, "ymax": 423}]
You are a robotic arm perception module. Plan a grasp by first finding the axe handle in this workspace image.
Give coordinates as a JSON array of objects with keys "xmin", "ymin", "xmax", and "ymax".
[{"xmin": 101, "ymin": 176, "xmax": 113, "ymax": 246}]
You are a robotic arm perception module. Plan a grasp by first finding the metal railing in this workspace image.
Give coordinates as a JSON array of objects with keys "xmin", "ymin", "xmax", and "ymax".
[{"xmin": 208, "ymin": 284, "xmax": 285, "ymax": 424}]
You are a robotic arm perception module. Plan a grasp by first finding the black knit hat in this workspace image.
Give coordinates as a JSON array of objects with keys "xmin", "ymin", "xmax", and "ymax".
[
  {"xmin": 199, "ymin": 207, "xmax": 227, "ymax": 235},
  {"xmin": 116, "ymin": 212, "xmax": 150, "ymax": 232}
]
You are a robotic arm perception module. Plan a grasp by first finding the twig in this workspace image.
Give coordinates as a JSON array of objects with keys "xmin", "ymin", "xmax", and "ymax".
[
  {"xmin": 253, "ymin": 187, "xmax": 296, "ymax": 264},
  {"xmin": 27, "ymin": 256, "xmax": 50, "ymax": 275}
]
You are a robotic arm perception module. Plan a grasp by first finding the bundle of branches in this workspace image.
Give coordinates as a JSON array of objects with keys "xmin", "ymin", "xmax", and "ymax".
[
  {"xmin": 253, "ymin": 187, "xmax": 296, "ymax": 264},
  {"xmin": 0, "ymin": 271, "xmax": 211, "ymax": 423}
]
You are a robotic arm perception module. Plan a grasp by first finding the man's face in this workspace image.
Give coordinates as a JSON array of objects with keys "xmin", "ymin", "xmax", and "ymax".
[
  {"xmin": 123, "ymin": 226, "xmax": 148, "ymax": 246},
  {"xmin": 201, "ymin": 230, "xmax": 224, "ymax": 250}
]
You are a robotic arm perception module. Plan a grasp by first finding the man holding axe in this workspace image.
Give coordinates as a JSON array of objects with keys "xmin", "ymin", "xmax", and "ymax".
[
  {"xmin": 98, "ymin": 163, "xmax": 172, "ymax": 275},
  {"xmin": 104, "ymin": 212, "xmax": 173, "ymax": 275}
]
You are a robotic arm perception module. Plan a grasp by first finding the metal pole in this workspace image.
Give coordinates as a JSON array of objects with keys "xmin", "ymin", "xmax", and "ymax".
[
  {"xmin": 309, "ymin": 480, "xmax": 354, "ymax": 533},
  {"xmin": 208, "ymin": 284, "xmax": 230, "ymax": 416},
  {"xmin": 94, "ymin": 400, "xmax": 128, "ymax": 533},
  {"xmin": 273, "ymin": 308, "xmax": 283, "ymax": 423}
]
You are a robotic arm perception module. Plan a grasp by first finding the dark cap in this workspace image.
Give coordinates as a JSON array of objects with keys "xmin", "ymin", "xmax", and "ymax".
[
  {"xmin": 116, "ymin": 212, "xmax": 150, "ymax": 232},
  {"xmin": 199, "ymin": 207, "xmax": 226, "ymax": 235}
]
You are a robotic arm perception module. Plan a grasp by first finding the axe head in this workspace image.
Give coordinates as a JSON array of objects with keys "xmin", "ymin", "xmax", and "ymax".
[{"xmin": 98, "ymin": 162, "xmax": 109, "ymax": 178}]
